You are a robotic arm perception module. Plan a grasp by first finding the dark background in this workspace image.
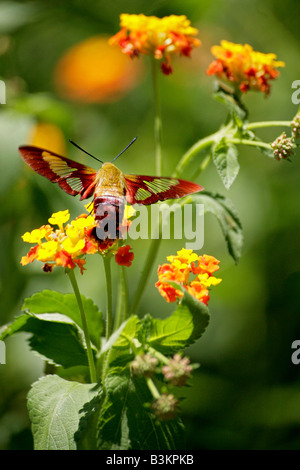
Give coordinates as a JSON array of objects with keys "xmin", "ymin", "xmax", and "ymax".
[{"xmin": 0, "ymin": 0, "xmax": 300, "ymax": 450}]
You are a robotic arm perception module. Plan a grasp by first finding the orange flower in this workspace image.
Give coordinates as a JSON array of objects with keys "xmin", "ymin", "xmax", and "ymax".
[
  {"xmin": 109, "ymin": 14, "xmax": 200, "ymax": 75},
  {"xmin": 54, "ymin": 35, "xmax": 143, "ymax": 103},
  {"xmin": 156, "ymin": 249, "xmax": 221, "ymax": 304},
  {"xmin": 207, "ymin": 40, "xmax": 285, "ymax": 95},
  {"xmin": 115, "ymin": 245, "xmax": 134, "ymax": 267},
  {"xmin": 191, "ymin": 254, "xmax": 220, "ymax": 275}
]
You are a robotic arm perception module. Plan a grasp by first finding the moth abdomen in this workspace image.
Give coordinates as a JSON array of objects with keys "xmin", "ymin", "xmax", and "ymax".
[{"xmin": 94, "ymin": 196, "xmax": 125, "ymax": 241}]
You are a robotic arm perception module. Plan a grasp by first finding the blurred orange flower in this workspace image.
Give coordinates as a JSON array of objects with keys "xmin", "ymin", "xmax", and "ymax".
[
  {"xmin": 207, "ymin": 40, "xmax": 285, "ymax": 95},
  {"xmin": 156, "ymin": 248, "xmax": 221, "ymax": 304},
  {"xmin": 54, "ymin": 35, "xmax": 143, "ymax": 103},
  {"xmin": 109, "ymin": 14, "xmax": 200, "ymax": 75},
  {"xmin": 28, "ymin": 122, "xmax": 67, "ymax": 155}
]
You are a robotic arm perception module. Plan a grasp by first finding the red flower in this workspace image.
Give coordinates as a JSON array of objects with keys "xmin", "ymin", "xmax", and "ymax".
[{"xmin": 115, "ymin": 245, "xmax": 134, "ymax": 267}]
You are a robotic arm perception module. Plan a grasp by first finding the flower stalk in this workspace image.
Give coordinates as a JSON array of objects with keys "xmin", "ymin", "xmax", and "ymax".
[
  {"xmin": 67, "ymin": 269, "xmax": 97, "ymax": 383},
  {"xmin": 103, "ymin": 255, "xmax": 113, "ymax": 340},
  {"xmin": 151, "ymin": 58, "xmax": 163, "ymax": 176},
  {"xmin": 114, "ymin": 265, "xmax": 129, "ymax": 329}
]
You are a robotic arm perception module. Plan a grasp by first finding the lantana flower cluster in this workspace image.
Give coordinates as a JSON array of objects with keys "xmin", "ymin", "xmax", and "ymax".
[
  {"xmin": 109, "ymin": 13, "xmax": 200, "ymax": 75},
  {"xmin": 156, "ymin": 248, "xmax": 221, "ymax": 305},
  {"xmin": 21, "ymin": 208, "xmax": 134, "ymax": 273},
  {"xmin": 207, "ymin": 40, "xmax": 285, "ymax": 96}
]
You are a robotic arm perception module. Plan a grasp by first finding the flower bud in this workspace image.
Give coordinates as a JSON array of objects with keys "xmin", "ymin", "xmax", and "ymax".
[
  {"xmin": 162, "ymin": 353, "xmax": 193, "ymax": 386},
  {"xmin": 271, "ymin": 133, "xmax": 296, "ymax": 161},
  {"xmin": 130, "ymin": 353, "xmax": 158, "ymax": 378},
  {"xmin": 151, "ymin": 394, "xmax": 178, "ymax": 421},
  {"xmin": 291, "ymin": 113, "xmax": 300, "ymax": 140}
]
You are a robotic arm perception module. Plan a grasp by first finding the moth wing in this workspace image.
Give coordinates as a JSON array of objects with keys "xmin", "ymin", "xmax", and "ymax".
[
  {"xmin": 124, "ymin": 174, "xmax": 203, "ymax": 205},
  {"xmin": 19, "ymin": 145, "xmax": 98, "ymax": 200}
]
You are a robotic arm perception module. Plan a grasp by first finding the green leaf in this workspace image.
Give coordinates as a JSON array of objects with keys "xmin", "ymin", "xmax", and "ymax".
[
  {"xmin": 97, "ymin": 368, "xmax": 185, "ymax": 450},
  {"xmin": 100, "ymin": 316, "xmax": 140, "ymax": 369},
  {"xmin": 22, "ymin": 290, "xmax": 103, "ymax": 349},
  {"xmin": 190, "ymin": 191, "xmax": 243, "ymax": 263},
  {"xmin": 0, "ymin": 312, "xmax": 91, "ymax": 368},
  {"xmin": 113, "ymin": 315, "xmax": 140, "ymax": 350},
  {"xmin": 75, "ymin": 393, "xmax": 102, "ymax": 450},
  {"xmin": 27, "ymin": 375, "xmax": 99, "ymax": 450},
  {"xmin": 212, "ymin": 140, "xmax": 240, "ymax": 189},
  {"xmin": 139, "ymin": 289, "xmax": 209, "ymax": 355}
]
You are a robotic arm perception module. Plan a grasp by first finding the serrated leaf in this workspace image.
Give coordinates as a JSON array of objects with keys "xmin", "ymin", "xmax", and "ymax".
[
  {"xmin": 27, "ymin": 375, "xmax": 99, "ymax": 450},
  {"xmin": 190, "ymin": 191, "xmax": 243, "ymax": 263},
  {"xmin": 139, "ymin": 288, "xmax": 209, "ymax": 355},
  {"xmin": 0, "ymin": 312, "xmax": 91, "ymax": 368},
  {"xmin": 213, "ymin": 141, "xmax": 240, "ymax": 189},
  {"xmin": 100, "ymin": 316, "xmax": 140, "ymax": 370},
  {"xmin": 22, "ymin": 290, "xmax": 103, "ymax": 349},
  {"xmin": 97, "ymin": 368, "xmax": 185, "ymax": 450}
]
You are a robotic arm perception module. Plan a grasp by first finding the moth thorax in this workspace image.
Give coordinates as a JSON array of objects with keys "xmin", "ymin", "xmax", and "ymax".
[
  {"xmin": 96, "ymin": 163, "xmax": 126, "ymax": 198},
  {"xmin": 93, "ymin": 196, "xmax": 125, "ymax": 241}
]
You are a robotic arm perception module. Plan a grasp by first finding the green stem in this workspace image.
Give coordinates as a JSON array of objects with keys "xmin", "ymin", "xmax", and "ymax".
[
  {"xmin": 151, "ymin": 58, "xmax": 163, "ymax": 176},
  {"xmin": 120, "ymin": 266, "xmax": 128, "ymax": 323},
  {"xmin": 103, "ymin": 255, "xmax": 113, "ymax": 340},
  {"xmin": 146, "ymin": 377, "xmax": 160, "ymax": 399},
  {"xmin": 246, "ymin": 120, "xmax": 291, "ymax": 130},
  {"xmin": 191, "ymin": 153, "xmax": 213, "ymax": 181},
  {"xmin": 114, "ymin": 265, "xmax": 129, "ymax": 329},
  {"xmin": 227, "ymin": 138, "xmax": 272, "ymax": 150},
  {"xmin": 67, "ymin": 269, "xmax": 97, "ymax": 383},
  {"xmin": 129, "ymin": 237, "xmax": 161, "ymax": 315},
  {"xmin": 149, "ymin": 348, "xmax": 170, "ymax": 365},
  {"xmin": 172, "ymin": 127, "xmax": 230, "ymax": 178}
]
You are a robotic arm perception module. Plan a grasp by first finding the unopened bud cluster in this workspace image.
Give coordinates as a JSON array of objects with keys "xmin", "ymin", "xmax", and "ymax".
[
  {"xmin": 130, "ymin": 353, "xmax": 158, "ymax": 377},
  {"xmin": 130, "ymin": 352, "xmax": 194, "ymax": 421},
  {"xmin": 291, "ymin": 113, "xmax": 300, "ymax": 140},
  {"xmin": 162, "ymin": 353, "xmax": 193, "ymax": 386},
  {"xmin": 271, "ymin": 133, "xmax": 296, "ymax": 161},
  {"xmin": 151, "ymin": 394, "xmax": 178, "ymax": 421}
]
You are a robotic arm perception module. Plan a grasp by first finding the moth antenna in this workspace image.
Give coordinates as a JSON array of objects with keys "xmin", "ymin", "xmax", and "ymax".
[
  {"xmin": 110, "ymin": 137, "xmax": 137, "ymax": 163},
  {"xmin": 69, "ymin": 140, "xmax": 103, "ymax": 164}
]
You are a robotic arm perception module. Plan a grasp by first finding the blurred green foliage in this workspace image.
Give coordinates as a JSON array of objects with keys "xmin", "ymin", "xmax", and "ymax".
[{"xmin": 1, "ymin": 0, "xmax": 300, "ymax": 450}]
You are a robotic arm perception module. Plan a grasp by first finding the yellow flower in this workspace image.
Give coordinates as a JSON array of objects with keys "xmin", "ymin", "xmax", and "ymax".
[
  {"xmin": 109, "ymin": 13, "xmax": 200, "ymax": 75},
  {"xmin": 66, "ymin": 215, "xmax": 95, "ymax": 242},
  {"xmin": 36, "ymin": 240, "xmax": 59, "ymax": 262},
  {"xmin": 21, "ymin": 208, "xmax": 135, "ymax": 274},
  {"xmin": 62, "ymin": 237, "xmax": 85, "ymax": 256},
  {"xmin": 48, "ymin": 210, "xmax": 70, "ymax": 230},
  {"xmin": 197, "ymin": 273, "xmax": 222, "ymax": 287},
  {"xmin": 125, "ymin": 204, "xmax": 136, "ymax": 220},
  {"xmin": 167, "ymin": 248, "xmax": 198, "ymax": 267},
  {"xmin": 22, "ymin": 228, "xmax": 48, "ymax": 244},
  {"xmin": 207, "ymin": 40, "xmax": 285, "ymax": 95}
]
